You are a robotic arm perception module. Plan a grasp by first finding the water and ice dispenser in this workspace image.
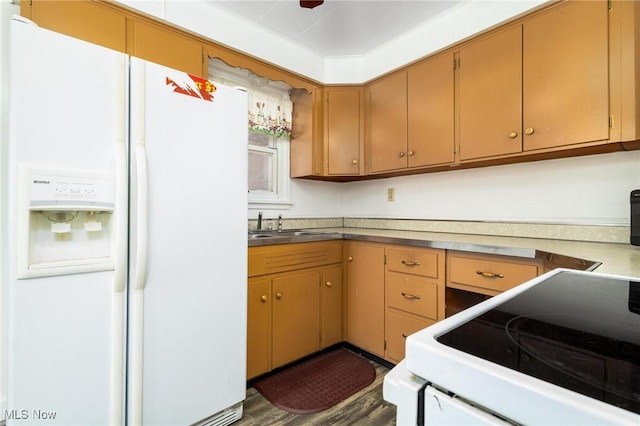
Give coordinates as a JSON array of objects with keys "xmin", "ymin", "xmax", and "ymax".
[{"xmin": 17, "ymin": 165, "xmax": 116, "ymax": 278}]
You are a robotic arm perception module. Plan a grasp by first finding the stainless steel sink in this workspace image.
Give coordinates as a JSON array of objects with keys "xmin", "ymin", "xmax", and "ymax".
[
  {"xmin": 248, "ymin": 233, "xmax": 282, "ymax": 239},
  {"xmin": 247, "ymin": 229, "xmax": 343, "ymax": 245},
  {"xmin": 248, "ymin": 229, "xmax": 317, "ymax": 237}
]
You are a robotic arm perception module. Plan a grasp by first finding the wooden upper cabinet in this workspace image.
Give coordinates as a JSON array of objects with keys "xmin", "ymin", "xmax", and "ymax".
[
  {"xmin": 24, "ymin": 0, "xmax": 126, "ymax": 52},
  {"xmin": 325, "ymin": 87, "xmax": 364, "ymax": 175},
  {"xmin": 458, "ymin": 25, "xmax": 523, "ymax": 161},
  {"xmin": 290, "ymin": 87, "xmax": 324, "ymax": 178},
  {"xmin": 459, "ymin": 1, "xmax": 610, "ymax": 161},
  {"xmin": 129, "ymin": 21, "xmax": 204, "ymax": 77},
  {"xmin": 407, "ymin": 53, "xmax": 455, "ymax": 167},
  {"xmin": 369, "ymin": 72, "xmax": 408, "ymax": 173},
  {"xmin": 522, "ymin": 0, "xmax": 609, "ymax": 151}
]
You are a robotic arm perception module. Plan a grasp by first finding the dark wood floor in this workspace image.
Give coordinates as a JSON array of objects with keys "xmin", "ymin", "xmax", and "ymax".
[{"xmin": 236, "ymin": 356, "xmax": 397, "ymax": 426}]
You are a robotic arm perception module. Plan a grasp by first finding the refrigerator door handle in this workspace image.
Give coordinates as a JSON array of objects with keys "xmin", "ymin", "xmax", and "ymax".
[
  {"xmin": 129, "ymin": 141, "xmax": 148, "ymax": 426},
  {"xmin": 114, "ymin": 139, "xmax": 128, "ymax": 294},
  {"xmin": 133, "ymin": 142, "xmax": 148, "ymax": 291}
]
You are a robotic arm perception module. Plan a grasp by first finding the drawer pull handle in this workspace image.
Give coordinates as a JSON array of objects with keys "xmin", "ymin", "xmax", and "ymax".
[
  {"xmin": 476, "ymin": 271, "xmax": 504, "ymax": 278},
  {"xmin": 401, "ymin": 260, "xmax": 421, "ymax": 267},
  {"xmin": 401, "ymin": 292, "xmax": 420, "ymax": 300}
]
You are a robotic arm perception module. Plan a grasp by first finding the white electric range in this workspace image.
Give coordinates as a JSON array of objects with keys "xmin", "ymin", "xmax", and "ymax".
[{"xmin": 383, "ymin": 268, "xmax": 640, "ymax": 425}]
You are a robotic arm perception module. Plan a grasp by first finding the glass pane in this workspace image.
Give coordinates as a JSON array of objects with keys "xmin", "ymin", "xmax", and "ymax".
[
  {"xmin": 249, "ymin": 131, "xmax": 274, "ymax": 148},
  {"xmin": 248, "ymin": 150, "xmax": 274, "ymax": 192}
]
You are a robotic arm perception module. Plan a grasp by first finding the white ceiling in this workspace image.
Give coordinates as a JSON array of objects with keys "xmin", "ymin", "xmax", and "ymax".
[{"xmin": 203, "ymin": 0, "xmax": 466, "ymax": 56}]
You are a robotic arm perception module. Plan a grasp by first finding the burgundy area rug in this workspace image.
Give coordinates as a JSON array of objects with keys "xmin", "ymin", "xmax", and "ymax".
[{"xmin": 253, "ymin": 348, "xmax": 376, "ymax": 414}]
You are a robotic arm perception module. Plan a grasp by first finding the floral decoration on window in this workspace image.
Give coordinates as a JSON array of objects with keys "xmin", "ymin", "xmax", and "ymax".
[{"xmin": 248, "ymin": 91, "xmax": 292, "ymax": 138}]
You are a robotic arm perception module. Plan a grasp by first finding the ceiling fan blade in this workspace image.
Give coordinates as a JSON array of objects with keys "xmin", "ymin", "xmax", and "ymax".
[{"xmin": 300, "ymin": 0, "xmax": 324, "ymax": 9}]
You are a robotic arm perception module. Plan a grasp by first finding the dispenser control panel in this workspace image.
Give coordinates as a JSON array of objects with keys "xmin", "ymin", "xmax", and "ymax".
[{"xmin": 29, "ymin": 172, "xmax": 114, "ymax": 211}]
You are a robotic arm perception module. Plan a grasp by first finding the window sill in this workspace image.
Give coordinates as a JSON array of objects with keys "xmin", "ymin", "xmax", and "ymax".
[{"xmin": 249, "ymin": 199, "xmax": 293, "ymax": 210}]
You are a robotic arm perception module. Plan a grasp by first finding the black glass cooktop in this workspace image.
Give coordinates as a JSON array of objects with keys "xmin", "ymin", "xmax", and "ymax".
[{"xmin": 437, "ymin": 271, "xmax": 640, "ymax": 414}]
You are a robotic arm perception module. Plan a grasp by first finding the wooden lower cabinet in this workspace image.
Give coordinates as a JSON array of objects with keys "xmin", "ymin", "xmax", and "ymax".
[
  {"xmin": 384, "ymin": 247, "xmax": 445, "ymax": 363},
  {"xmin": 247, "ymin": 241, "xmax": 342, "ymax": 380},
  {"xmin": 249, "ymin": 241, "xmax": 546, "ymax": 376},
  {"xmin": 247, "ymin": 277, "xmax": 271, "ymax": 379},
  {"xmin": 446, "ymin": 251, "xmax": 541, "ymax": 296},
  {"xmin": 385, "ymin": 309, "xmax": 434, "ymax": 363},
  {"xmin": 346, "ymin": 242, "xmax": 386, "ymax": 357},
  {"xmin": 345, "ymin": 242, "xmax": 445, "ymax": 363},
  {"xmin": 271, "ymin": 270, "xmax": 321, "ymax": 368},
  {"xmin": 321, "ymin": 265, "xmax": 343, "ymax": 348}
]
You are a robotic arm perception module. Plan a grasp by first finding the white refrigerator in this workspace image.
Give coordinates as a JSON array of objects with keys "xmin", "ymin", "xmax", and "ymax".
[{"xmin": 1, "ymin": 12, "xmax": 248, "ymax": 426}]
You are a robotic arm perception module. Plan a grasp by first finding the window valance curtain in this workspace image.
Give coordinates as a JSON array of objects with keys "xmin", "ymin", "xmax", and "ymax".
[
  {"xmin": 248, "ymin": 90, "xmax": 292, "ymax": 138},
  {"xmin": 210, "ymin": 74, "xmax": 292, "ymax": 138}
]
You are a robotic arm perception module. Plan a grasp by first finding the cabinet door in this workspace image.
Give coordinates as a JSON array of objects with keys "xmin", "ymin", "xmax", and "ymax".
[
  {"xmin": 325, "ymin": 88, "xmax": 363, "ymax": 175},
  {"xmin": 408, "ymin": 53, "xmax": 455, "ymax": 167},
  {"xmin": 346, "ymin": 243, "xmax": 385, "ymax": 356},
  {"xmin": 369, "ymin": 72, "xmax": 408, "ymax": 173},
  {"xmin": 272, "ymin": 270, "xmax": 321, "ymax": 368},
  {"xmin": 27, "ymin": 0, "xmax": 126, "ymax": 52},
  {"xmin": 458, "ymin": 25, "xmax": 522, "ymax": 160},
  {"xmin": 522, "ymin": 1, "xmax": 609, "ymax": 151},
  {"xmin": 447, "ymin": 251, "xmax": 539, "ymax": 296},
  {"xmin": 290, "ymin": 87, "xmax": 324, "ymax": 177},
  {"xmin": 386, "ymin": 309, "xmax": 434, "ymax": 363},
  {"xmin": 386, "ymin": 273, "xmax": 439, "ymax": 320},
  {"xmin": 321, "ymin": 265, "xmax": 343, "ymax": 348},
  {"xmin": 247, "ymin": 277, "xmax": 271, "ymax": 379},
  {"xmin": 130, "ymin": 21, "xmax": 203, "ymax": 76}
]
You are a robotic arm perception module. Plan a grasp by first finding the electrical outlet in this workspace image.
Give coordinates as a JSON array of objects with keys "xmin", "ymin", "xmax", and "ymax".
[{"xmin": 387, "ymin": 188, "xmax": 395, "ymax": 202}]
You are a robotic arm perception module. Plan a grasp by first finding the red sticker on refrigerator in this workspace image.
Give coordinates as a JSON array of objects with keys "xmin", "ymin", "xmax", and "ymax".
[{"xmin": 166, "ymin": 73, "xmax": 216, "ymax": 102}]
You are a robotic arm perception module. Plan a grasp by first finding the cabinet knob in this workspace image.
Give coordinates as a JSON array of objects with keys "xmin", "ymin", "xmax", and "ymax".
[
  {"xmin": 352, "ymin": 159, "xmax": 358, "ymax": 165},
  {"xmin": 325, "ymin": 281, "xmax": 332, "ymax": 287},
  {"xmin": 525, "ymin": 127, "xmax": 535, "ymax": 135},
  {"xmin": 260, "ymin": 294, "xmax": 268, "ymax": 302},
  {"xmin": 407, "ymin": 150, "xmax": 414, "ymax": 156},
  {"xmin": 276, "ymin": 292, "xmax": 282, "ymax": 299},
  {"xmin": 399, "ymin": 152, "xmax": 405, "ymax": 158},
  {"xmin": 347, "ymin": 256, "xmax": 353, "ymax": 262},
  {"xmin": 508, "ymin": 131, "xmax": 518, "ymax": 139}
]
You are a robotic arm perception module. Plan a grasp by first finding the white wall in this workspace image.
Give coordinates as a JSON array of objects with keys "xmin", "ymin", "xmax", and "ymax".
[{"xmin": 338, "ymin": 151, "xmax": 640, "ymax": 226}]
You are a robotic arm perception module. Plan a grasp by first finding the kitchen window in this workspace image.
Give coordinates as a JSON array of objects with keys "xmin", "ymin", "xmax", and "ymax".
[
  {"xmin": 247, "ymin": 130, "xmax": 290, "ymax": 207},
  {"xmin": 209, "ymin": 58, "xmax": 292, "ymax": 209}
]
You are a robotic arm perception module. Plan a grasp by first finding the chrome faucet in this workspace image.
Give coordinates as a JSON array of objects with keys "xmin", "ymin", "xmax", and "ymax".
[
  {"xmin": 257, "ymin": 211, "xmax": 263, "ymax": 231},
  {"xmin": 277, "ymin": 214, "xmax": 283, "ymax": 232}
]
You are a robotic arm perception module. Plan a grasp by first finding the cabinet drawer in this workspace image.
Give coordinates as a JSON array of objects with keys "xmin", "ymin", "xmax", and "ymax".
[
  {"xmin": 386, "ymin": 273, "xmax": 438, "ymax": 320},
  {"xmin": 448, "ymin": 253, "xmax": 538, "ymax": 295},
  {"xmin": 249, "ymin": 241, "xmax": 342, "ymax": 277},
  {"xmin": 386, "ymin": 247, "xmax": 442, "ymax": 278},
  {"xmin": 386, "ymin": 309, "xmax": 434, "ymax": 362}
]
